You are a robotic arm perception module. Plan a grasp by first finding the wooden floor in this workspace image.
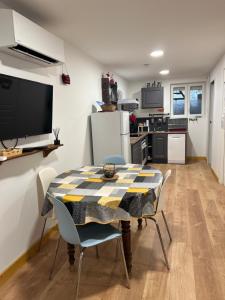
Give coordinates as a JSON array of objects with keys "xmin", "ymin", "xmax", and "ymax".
[{"xmin": 1, "ymin": 161, "xmax": 225, "ymax": 300}]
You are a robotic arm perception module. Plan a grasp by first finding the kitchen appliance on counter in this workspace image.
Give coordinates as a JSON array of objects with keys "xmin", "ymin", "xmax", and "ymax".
[
  {"xmin": 138, "ymin": 119, "xmax": 149, "ymax": 133},
  {"xmin": 117, "ymin": 99, "xmax": 139, "ymax": 112},
  {"xmin": 91, "ymin": 111, "xmax": 130, "ymax": 165}
]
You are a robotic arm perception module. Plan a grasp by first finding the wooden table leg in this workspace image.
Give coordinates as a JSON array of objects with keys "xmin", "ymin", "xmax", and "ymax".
[
  {"xmin": 121, "ymin": 220, "xmax": 132, "ymax": 274},
  {"xmin": 67, "ymin": 243, "xmax": 75, "ymax": 270},
  {"xmin": 137, "ymin": 218, "xmax": 143, "ymax": 230}
]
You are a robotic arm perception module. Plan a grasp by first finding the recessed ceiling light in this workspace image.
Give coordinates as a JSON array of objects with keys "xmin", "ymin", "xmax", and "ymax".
[
  {"xmin": 159, "ymin": 69, "xmax": 170, "ymax": 75},
  {"xmin": 150, "ymin": 50, "xmax": 164, "ymax": 57}
]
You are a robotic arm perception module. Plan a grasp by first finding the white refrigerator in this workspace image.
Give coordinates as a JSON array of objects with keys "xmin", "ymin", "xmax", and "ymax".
[{"xmin": 91, "ymin": 111, "xmax": 131, "ymax": 165}]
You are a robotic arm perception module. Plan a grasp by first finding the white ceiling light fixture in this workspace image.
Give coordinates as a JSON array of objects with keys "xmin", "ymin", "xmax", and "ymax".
[
  {"xmin": 159, "ymin": 69, "xmax": 170, "ymax": 75},
  {"xmin": 150, "ymin": 50, "xmax": 164, "ymax": 58}
]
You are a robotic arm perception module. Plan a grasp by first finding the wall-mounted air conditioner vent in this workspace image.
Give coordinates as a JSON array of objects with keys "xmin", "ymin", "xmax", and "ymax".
[
  {"xmin": 0, "ymin": 9, "xmax": 65, "ymax": 66},
  {"xmin": 9, "ymin": 44, "xmax": 59, "ymax": 64}
]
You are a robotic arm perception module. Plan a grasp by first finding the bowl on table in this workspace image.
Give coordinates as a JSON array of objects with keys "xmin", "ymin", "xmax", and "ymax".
[{"xmin": 103, "ymin": 163, "xmax": 116, "ymax": 179}]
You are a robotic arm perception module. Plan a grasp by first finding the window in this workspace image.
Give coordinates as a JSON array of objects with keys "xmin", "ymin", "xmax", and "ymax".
[
  {"xmin": 171, "ymin": 83, "xmax": 204, "ymax": 118},
  {"xmin": 172, "ymin": 86, "xmax": 186, "ymax": 117},
  {"xmin": 189, "ymin": 85, "xmax": 203, "ymax": 115}
]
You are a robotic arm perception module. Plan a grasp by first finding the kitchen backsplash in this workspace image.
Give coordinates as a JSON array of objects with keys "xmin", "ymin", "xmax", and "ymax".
[
  {"xmin": 136, "ymin": 116, "xmax": 169, "ymax": 132},
  {"xmin": 130, "ymin": 115, "xmax": 188, "ymax": 133}
]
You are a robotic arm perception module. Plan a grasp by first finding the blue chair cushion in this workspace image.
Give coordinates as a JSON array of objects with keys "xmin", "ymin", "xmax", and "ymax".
[
  {"xmin": 103, "ymin": 155, "xmax": 126, "ymax": 165},
  {"xmin": 77, "ymin": 223, "xmax": 121, "ymax": 248}
]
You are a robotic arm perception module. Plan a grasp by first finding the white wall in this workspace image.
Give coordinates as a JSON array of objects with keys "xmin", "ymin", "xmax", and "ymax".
[
  {"xmin": 209, "ymin": 54, "xmax": 225, "ymax": 183},
  {"xmin": 128, "ymin": 77, "xmax": 208, "ymax": 157},
  {"xmin": 0, "ymin": 3, "xmax": 128, "ymax": 273}
]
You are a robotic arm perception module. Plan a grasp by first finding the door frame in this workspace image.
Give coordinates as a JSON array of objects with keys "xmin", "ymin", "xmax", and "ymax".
[
  {"xmin": 207, "ymin": 81, "xmax": 215, "ymax": 165},
  {"xmin": 223, "ymin": 70, "xmax": 225, "ymax": 185}
]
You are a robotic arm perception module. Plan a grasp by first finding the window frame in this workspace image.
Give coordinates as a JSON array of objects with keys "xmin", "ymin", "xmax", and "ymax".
[
  {"xmin": 188, "ymin": 83, "xmax": 204, "ymax": 117},
  {"xmin": 170, "ymin": 82, "xmax": 205, "ymax": 118},
  {"xmin": 170, "ymin": 84, "xmax": 188, "ymax": 118}
]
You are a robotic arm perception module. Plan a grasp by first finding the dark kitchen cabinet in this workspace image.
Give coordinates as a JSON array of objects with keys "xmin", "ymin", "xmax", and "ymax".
[
  {"xmin": 152, "ymin": 134, "xmax": 168, "ymax": 163},
  {"xmin": 131, "ymin": 136, "xmax": 148, "ymax": 164},
  {"xmin": 141, "ymin": 87, "xmax": 164, "ymax": 108},
  {"xmin": 131, "ymin": 140, "xmax": 142, "ymax": 164}
]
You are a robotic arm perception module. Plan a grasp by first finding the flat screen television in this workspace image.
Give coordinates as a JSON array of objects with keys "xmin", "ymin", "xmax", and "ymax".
[{"xmin": 0, "ymin": 74, "xmax": 53, "ymax": 140}]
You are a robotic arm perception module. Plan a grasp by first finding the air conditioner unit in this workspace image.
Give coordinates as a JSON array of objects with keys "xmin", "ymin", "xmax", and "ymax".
[{"xmin": 0, "ymin": 9, "xmax": 65, "ymax": 66}]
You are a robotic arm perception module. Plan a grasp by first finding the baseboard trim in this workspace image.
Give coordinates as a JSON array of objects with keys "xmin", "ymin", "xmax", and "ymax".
[
  {"xmin": 0, "ymin": 225, "xmax": 58, "ymax": 287},
  {"xmin": 187, "ymin": 156, "xmax": 207, "ymax": 161}
]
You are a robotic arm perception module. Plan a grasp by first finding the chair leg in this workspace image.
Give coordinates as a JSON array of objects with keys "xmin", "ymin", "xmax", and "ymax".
[
  {"xmin": 144, "ymin": 218, "xmax": 148, "ymax": 226},
  {"xmin": 115, "ymin": 239, "xmax": 119, "ymax": 261},
  {"xmin": 114, "ymin": 221, "xmax": 121, "ymax": 261},
  {"xmin": 119, "ymin": 238, "xmax": 130, "ymax": 289},
  {"xmin": 161, "ymin": 210, "xmax": 172, "ymax": 242},
  {"xmin": 118, "ymin": 220, "xmax": 121, "ymax": 230},
  {"xmin": 95, "ymin": 246, "xmax": 100, "ymax": 259},
  {"xmin": 154, "ymin": 219, "xmax": 170, "ymax": 270},
  {"xmin": 49, "ymin": 236, "xmax": 61, "ymax": 280},
  {"xmin": 75, "ymin": 249, "xmax": 84, "ymax": 300},
  {"xmin": 39, "ymin": 217, "xmax": 47, "ymax": 252}
]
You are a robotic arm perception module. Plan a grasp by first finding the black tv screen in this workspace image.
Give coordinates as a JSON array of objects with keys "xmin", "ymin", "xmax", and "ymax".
[{"xmin": 0, "ymin": 74, "xmax": 53, "ymax": 140}]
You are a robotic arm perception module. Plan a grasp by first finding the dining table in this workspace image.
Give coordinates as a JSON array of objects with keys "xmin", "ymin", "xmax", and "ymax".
[{"xmin": 42, "ymin": 163, "xmax": 163, "ymax": 274}]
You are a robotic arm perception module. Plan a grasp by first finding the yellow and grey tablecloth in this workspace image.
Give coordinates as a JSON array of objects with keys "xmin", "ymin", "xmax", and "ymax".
[{"xmin": 42, "ymin": 164, "xmax": 163, "ymax": 224}]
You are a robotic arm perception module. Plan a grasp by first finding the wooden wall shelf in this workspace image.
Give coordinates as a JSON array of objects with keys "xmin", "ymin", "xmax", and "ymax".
[{"xmin": 0, "ymin": 144, "xmax": 63, "ymax": 165}]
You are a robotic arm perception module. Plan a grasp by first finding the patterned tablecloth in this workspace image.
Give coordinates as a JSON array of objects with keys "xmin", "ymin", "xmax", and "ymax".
[{"xmin": 42, "ymin": 164, "xmax": 163, "ymax": 225}]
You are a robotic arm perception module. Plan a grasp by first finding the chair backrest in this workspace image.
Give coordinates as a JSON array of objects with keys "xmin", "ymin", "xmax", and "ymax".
[
  {"xmin": 49, "ymin": 194, "xmax": 81, "ymax": 245},
  {"xmin": 156, "ymin": 169, "xmax": 171, "ymax": 212},
  {"xmin": 103, "ymin": 155, "xmax": 126, "ymax": 165},
  {"xmin": 38, "ymin": 167, "xmax": 57, "ymax": 200}
]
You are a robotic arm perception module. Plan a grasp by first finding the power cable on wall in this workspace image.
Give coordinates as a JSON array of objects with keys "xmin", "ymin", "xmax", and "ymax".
[{"xmin": 0, "ymin": 138, "xmax": 19, "ymax": 150}]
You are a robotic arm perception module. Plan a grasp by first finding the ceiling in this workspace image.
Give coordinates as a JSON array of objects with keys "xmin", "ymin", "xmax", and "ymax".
[{"xmin": 1, "ymin": 0, "xmax": 225, "ymax": 81}]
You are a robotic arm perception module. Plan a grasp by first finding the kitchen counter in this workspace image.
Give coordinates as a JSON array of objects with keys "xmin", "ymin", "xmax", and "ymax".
[
  {"xmin": 130, "ymin": 132, "xmax": 148, "ymax": 145},
  {"xmin": 149, "ymin": 131, "xmax": 188, "ymax": 134},
  {"xmin": 130, "ymin": 131, "xmax": 187, "ymax": 145}
]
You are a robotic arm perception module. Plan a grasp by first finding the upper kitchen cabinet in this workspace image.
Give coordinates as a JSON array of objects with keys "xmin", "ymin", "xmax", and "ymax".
[{"xmin": 141, "ymin": 87, "xmax": 164, "ymax": 108}]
